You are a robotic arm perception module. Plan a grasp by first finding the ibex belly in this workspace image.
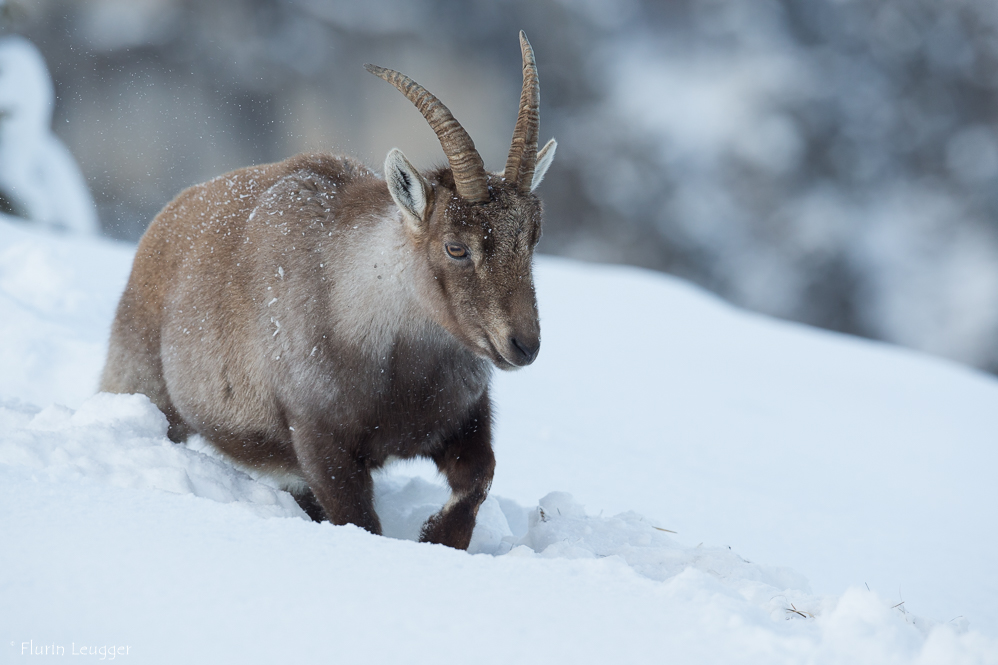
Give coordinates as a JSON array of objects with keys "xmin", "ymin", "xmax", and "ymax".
[{"xmin": 161, "ymin": 312, "xmax": 490, "ymax": 480}]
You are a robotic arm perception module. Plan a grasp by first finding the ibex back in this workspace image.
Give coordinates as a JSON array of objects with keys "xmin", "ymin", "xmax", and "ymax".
[{"xmin": 100, "ymin": 32, "xmax": 556, "ymax": 550}]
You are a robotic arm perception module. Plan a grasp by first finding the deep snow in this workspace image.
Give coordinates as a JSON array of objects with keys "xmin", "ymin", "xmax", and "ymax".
[{"xmin": 1, "ymin": 216, "xmax": 996, "ymax": 663}]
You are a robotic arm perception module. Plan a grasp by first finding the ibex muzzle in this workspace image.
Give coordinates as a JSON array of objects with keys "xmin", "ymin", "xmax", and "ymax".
[{"xmin": 100, "ymin": 32, "xmax": 556, "ymax": 550}]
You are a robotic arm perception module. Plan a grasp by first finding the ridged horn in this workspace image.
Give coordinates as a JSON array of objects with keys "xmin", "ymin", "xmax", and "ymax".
[
  {"xmin": 504, "ymin": 30, "xmax": 540, "ymax": 193},
  {"xmin": 365, "ymin": 63, "xmax": 490, "ymax": 204}
]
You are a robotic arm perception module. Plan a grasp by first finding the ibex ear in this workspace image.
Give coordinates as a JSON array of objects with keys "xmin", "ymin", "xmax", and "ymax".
[
  {"xmin": 530, "ymin": 138, "xmax": 557, "ymax": 192},
  {"xmin": 385, "ymin": 148, "xmax": 432, "ymax": 227}
]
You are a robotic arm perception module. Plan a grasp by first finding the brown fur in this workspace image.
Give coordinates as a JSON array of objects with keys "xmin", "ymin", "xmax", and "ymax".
[{"xmin": 101, "ymin": 152, "xmax": 544, "ymax": 549}]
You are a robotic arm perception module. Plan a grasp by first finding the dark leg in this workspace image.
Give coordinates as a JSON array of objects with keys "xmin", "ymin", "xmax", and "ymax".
[
  {"xmin": 162, "ymin": 401, "xmax": 193, "ymax": 443},
  {"xmin": 421, "ymin": 391, "xmax": 496, "ymax": 550},
  {"xmin": 291, "ymin": 486, "xmax": 327, "ymax": 523},
  {"xmin": 291, "ymin": 428, "xmax": 382, "ymax": 535}
]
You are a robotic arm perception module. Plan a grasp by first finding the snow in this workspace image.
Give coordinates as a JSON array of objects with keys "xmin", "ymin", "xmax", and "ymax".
[
  {"xmin": 0, "ymin": 213, "xmax": 124, "ymax": 406},
  {"xmin": 0, "ymin": 37, "xmax": 99, "ymax": 235},
  {"xmin": 491, "ymin": 253, "xmax": 998, "ymax": 636},
  {"xmin": 1, "ymin": 216, "xmax": 996, "ymax": 663}
]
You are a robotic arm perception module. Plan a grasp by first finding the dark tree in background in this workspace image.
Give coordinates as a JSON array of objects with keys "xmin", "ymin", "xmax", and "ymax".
[{"xmin": 7, "ymin": 0, "xmax": 998, "ymax": 371}]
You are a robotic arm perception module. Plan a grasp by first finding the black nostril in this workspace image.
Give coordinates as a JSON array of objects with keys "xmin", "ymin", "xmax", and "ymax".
[{"xmin": 510, "ymin": 336, "xmax": 539, "ymax": 364}]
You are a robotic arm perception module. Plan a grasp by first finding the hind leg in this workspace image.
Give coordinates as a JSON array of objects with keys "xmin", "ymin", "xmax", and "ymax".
[
  {"xmin": 291, "ymin": 486, "xmax": 327, "ymax": 522},
  {"xmin": 100, "ymin": 296, "xmax": 191, "ymax": 442}
]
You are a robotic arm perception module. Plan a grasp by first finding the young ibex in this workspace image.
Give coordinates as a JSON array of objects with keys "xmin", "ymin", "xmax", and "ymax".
[{"xmin": 100, "ymin": 32, "xmax": 555, "ymax": 550}]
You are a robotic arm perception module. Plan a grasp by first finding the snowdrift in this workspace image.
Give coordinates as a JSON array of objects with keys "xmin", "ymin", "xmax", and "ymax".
[{"xmin": 1, "ymin": 217, "xmax": 996, "ymax": 664}]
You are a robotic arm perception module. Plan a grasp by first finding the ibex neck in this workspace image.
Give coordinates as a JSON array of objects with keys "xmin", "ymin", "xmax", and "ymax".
[{"xmin": 322, "ymin": 204, "xmax": 456, "ymax": 359}]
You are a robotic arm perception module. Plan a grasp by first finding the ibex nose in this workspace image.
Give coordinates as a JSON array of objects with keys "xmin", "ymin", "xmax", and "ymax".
[{"xmin": 509, "ymin": 335, "xmax": 540, "ymax": 365}]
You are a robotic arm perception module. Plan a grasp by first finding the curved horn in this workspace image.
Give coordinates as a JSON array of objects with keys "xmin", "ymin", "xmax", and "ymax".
[
  {"xmin": 365, "ymin": 64, "xmax": 490, "ymax": 204},
  {"xmin": 504, "ymin": 30, "xmax": 540, "ymax": 193}
]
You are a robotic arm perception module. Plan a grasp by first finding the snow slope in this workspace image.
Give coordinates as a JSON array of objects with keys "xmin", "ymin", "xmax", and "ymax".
[
  {"xmin": 491, "ymin": 253, "xmax": 998, "ymax": 636},
  {"xmin": 1, "ymin": 217, "xmax": 996, "ymax": 663}
]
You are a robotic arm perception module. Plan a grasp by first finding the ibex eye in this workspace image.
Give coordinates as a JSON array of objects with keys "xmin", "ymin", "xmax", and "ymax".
[{"xmin": 445, "ymin": 243, "xmax": 468, "ymax": 259}]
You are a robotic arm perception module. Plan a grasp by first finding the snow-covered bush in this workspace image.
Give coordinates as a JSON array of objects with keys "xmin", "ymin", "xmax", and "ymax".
[{"xmin": 0, "ymin": 35, "xmax": 98, "ymax": 234}]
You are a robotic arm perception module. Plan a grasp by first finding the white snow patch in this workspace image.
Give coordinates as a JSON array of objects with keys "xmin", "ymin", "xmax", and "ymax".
[{"xmin": 0, "ymin": 393, "xmax": 304, "ymax": 519}]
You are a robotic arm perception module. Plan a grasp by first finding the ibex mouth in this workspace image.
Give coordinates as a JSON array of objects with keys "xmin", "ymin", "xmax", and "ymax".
[
  {"xmin": 475, "ymin": 335, "xmax": 511, "ymax": 371},
  {"xmin": 481, "ymin": 333, "xmax": 537, "ymax": 371}
]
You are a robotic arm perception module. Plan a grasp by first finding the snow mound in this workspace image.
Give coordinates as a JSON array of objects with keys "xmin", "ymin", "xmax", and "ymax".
[
  {"xmin": 0, "ymin": 393, "xmax": 304, "ymax": 519},
  {"xmin": 1, "ymin": 389, "xmax": 808, "ymax": 614},
  {"xmin": 1, "ymin": 390, "xmax": 823, "ymax": 628},
  {"xmin": 376, "ymin": 475, "xmax": 812, "ymax": 607},
  {"xmin": 0, "ymin": 219, "xmax": 130, "ymax": 407}
]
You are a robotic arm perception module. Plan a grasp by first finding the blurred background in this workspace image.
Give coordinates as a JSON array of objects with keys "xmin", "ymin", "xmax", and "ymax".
[{"xmin": 4, "ymin": 0, "xmax": 998, "ymax": 373}]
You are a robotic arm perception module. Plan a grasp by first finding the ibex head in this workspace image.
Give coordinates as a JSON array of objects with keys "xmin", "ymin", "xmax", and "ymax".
[{"xmin": 366, "ymin": 31, "xmax": 556, "ymax": 370}]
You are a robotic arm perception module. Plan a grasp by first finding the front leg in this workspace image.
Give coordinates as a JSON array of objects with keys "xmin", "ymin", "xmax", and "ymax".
[
  {"xmin": 421, "ymin": 391, "xmax": 496, "ymax": 550},
  {"xmin": 291, "ymin": 427, "xmax": 382, "ymax": 535}
]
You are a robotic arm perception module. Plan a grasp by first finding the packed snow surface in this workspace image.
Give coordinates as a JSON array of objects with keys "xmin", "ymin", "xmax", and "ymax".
[{"xmin": 1, "ymin": 217, "xmax": 996, "ymax": 663}]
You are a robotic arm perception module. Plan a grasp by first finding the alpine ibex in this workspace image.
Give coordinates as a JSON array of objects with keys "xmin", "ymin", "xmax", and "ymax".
[{"xmin": 100, "ymin": 32, "xmax": 556, "ymax": 550}]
